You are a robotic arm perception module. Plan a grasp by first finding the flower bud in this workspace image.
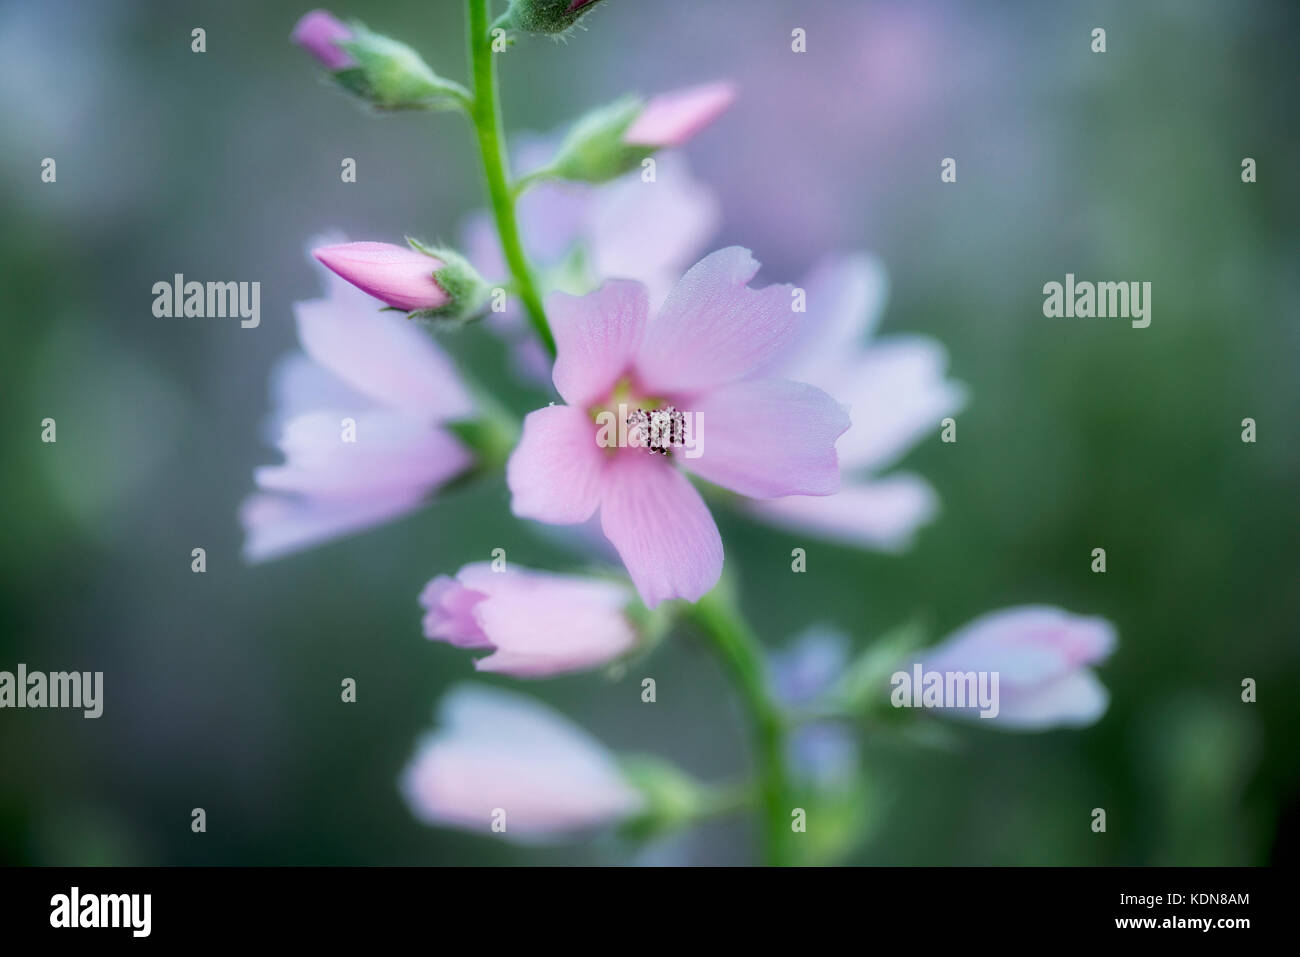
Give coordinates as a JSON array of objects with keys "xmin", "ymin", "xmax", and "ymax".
[
  {"xmin": 291, "ymin": 13, "xmax": 468, "ymax": 111},
  {"xmin": 500, "ymin": 0, "xmax": 607, "ymax": 35},
  {"xmin": 290, "ymin": 10, "xmax": 356, "ymax": 70},
  {"xmin": 313, "ymin": 240, "xmax": 490, "ymax": 323},
  {"xmin": 548, "ymin": 82, "xmax": 736, "ymax": 184}
]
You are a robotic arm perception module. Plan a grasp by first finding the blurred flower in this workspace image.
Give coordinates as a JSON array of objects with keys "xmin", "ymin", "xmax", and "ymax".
[
  {"xmin": 745, "ymin": 253, "xmax": 966, "ymax": 550},
  {"xmin": 770, "ymin": 627, "xmax": 859, "ymax": 787},
  {"xmin": 290, "ymin": 10, "xmax": 355, "ymax": 71},
  {"xmin": 401, "ymin": 684, "xmax": 643, "ymax": 842},
  {"xmin": 624, "ymin": 83, "xmax": 737, "ymax": 149},
  {"xmin": 906, "ymin": 606, "xmax": 1117, "ymax": 730},
  {"xmin": 420, "ymin": 562, "xmax": 638, "ymax": 678},
  {"xmin": 241, "ymin": 244, "xmax": 474, "ymax": 562},
  {"xmin": 507, "ymin": 248, "xmax": 850, "ymax": 608}
]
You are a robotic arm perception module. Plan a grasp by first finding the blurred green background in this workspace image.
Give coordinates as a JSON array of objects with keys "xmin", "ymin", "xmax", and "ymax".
[{"xmin": 1, "ymin": 0, "xmax": 1297, "ymax": 865}]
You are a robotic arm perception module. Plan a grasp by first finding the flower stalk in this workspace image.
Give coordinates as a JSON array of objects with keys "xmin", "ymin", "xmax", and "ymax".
[
  {"xmin": 687, "ymin": 589, "xmax": 794, "ymax": 866},
  {"xmin": 466, "ymin": 0, "xmax": 555, "ymax": 356}
]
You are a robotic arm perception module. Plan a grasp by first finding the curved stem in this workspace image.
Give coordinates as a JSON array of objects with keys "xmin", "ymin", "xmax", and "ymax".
[
  {"xmin": 466, "ymin": 0, "xmax": 555, "ymax": 356},
  {"xmin": 688, "ymin": 590, "xmax": 793, "ymax": 866}
]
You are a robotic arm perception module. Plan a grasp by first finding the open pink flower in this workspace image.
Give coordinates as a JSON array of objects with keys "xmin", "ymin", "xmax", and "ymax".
[
  {"xmin": 746, "ymin": 253, "xmax": 966, "ymax": 550},
  {"xmin": 421, "ymin": 562, "xmax": 638, "ymax": 678},
  {"xmin": 401, "ymin": 684, "xmax": 643, "ymax": 842},
  {"xmin": 291, "ymin": 10, "xmax": 356, "ymax": 71},
  {"xmin": 905, "ymin": 606, "xmax": 1117, "ymax": 730},
  {"xmin": 241, "ymin": 243, "xmax": 474, "ymax": 561},
  {"xmin": 506, "ymin": 247, "xmax": 850, "ymax": 608},
  {"xmin": 624, "ymin": 82, "xmax": 737, "ymax": 149},
  {"xmin": 313, "ymin": 241, "xmax": 450, "ymax": 312}
]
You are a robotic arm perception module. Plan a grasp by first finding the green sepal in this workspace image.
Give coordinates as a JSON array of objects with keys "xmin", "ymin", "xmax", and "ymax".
[
  {"xmin": 548, "ymin": 96, "xmax": 655, "ymax": 184},
  {"xmin": 334, "ymin": 23, "xmax": 469, "ymax": 111}
]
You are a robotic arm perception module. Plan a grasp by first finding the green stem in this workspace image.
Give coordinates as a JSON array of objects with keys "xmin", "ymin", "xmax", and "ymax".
[
  {"xmin": 688, "ymin": 590, "xmax": 793, "ymax": 866},
  {"xmin": 467, "ymin": 0, "xmax": 555, "ymax": 356}
]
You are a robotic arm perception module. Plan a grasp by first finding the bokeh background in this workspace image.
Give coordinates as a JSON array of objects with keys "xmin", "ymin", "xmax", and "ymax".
[{"xmin": 1, "ymin": 0, "xmax": 1297, "ymax": 865}]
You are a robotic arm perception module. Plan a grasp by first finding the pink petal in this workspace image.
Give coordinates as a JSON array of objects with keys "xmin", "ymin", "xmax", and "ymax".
[
  {"xmin": 766, "ymin": 253, "xmax": 889, "ymax": 385},
  {"xmin": 549, "ymin": 280, "xmax": 650, "ymax": 407},
  {"xmin": 681, "ymin": 378, "xmax": 848, "ymax": 498},
  {"xmin": 827, "ymin": 336, "xmax": 966, "ymax": 472},
  {"xmin": 400, "ymin": 684, "xmax": 643, "ymax": 842},
  {"xmin": 419, "ymin": 575, "xmax": 493, "ymax": 649},
  {"xmin": 313, "ymin": 242, "xmax": 449, "ymax": 312},
  {"xmin": 255, "ymin": 410, "xmax": 471, "ymax": 500},
  {"xmin": 294, "ymin": 271, "xmax": 474, "ymax": 421},
  {"xmin": 745, "ymin": 474, "xmax": 939, "ymax": 551},
  {"xmin": 585, "ymin": 153, "xmax": 720, "ymax": 309},
  {"xmin": 919, "ymin": 607, "xmax": 1117, "ymax": 687},
  {"xmin": 598, "ymin": 453, "xmax": 723, "ymax": 608},
  {"xmin": 240, "ymin": 490, "xmax": 426, "ymax": 563},
  {"xmin": 291, "ymin": 10, "xmax": 356, "ymax": 71},
  {"xmin": 624, "ymin": 82, "xmax": 737, "ymax": 149},
  {"xmin": 634, "ymin": 247, "xmax": 798, "ymax": 394},
  {"xmin": 993, "ymin": 670, "xmax": 1111, "ymax": 729},
  {"xmin": 421, "ymin": 563, "xmax": 636, "ymax": 677},
  {"xmin": 507, "ymin": 405, "xmax": 606, "ymax": 524}
]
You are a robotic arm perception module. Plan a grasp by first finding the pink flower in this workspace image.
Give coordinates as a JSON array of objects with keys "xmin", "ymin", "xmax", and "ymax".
[
  {"xmin": 506, "ymin": 247, "xmax": 850, "ymax": 608},
  {"xmin": 420, "ymin": 562, "xmax": 638, "ymax": 678},
  {"xmin": 290, "ymin": 10, "xmax": 356, "ymax": 71},
  {"xmin": 400, "ymin": 684, "xmax": 643, "ymax": 842},
  {"xmin": 313, "ymin": 241, "xmax": 450, "ymax": 312},
  {"xmin": 906, "ymin": 606, "xmax": 1117, "ymax": 729},
  {"xmin": 241, "ymin": 242, "xmax": 474, "ymax": 562},
  {"xmin": 745, "ymin": 253, "xmax": 966, "ymax": 550},
  {"xmin": 624, "ymin": 82, "xmax": 737, "ymax": 149}
]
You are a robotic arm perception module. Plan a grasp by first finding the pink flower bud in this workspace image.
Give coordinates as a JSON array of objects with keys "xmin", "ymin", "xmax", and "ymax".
[
  {"xmin": 623, "ymin": 82, "xmax": 737, "ymax": 149},
  {"xmin": 291, "ymin": 10, "xmax": 356, "ymax": 71},
  {"xmin": 312, "ymin": 242, "xmax": 449, "ymax": 312}
]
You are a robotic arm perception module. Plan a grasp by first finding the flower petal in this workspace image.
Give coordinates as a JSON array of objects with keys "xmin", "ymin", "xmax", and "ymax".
[
  {"xmin": 549, "ymin": 280, "xmax": 650, "ymax": 408},
  {"xmin": 745, "ymin": 474, "xmax": 939, "ymax": 551},
  {"xmin": 624, "ymin": 82, "xmax": 737, "ymax": 149},
  {"xmin": 598, "ymin": 453, "xmax": 723, "ymax": 608},
  {"xmin": 400, "ymin": 684, "xmax": 643, "ymax": 842},
  {"xmin": 828, "ymin": 336, "xmax": 966, "ymax": 472},
  {"xmin": 240, "ymin": 491, "xmax": 426, "ymax": 563},
  {"xmin": 920, "ymin": 606, "xmax": 1117, "ymax": 687},
  {"xmin": 507, "ymin": 405, "xmax": 605, "ymax": 524},
  {"xmin": 766, "ymin": 253, "xmax": 888, "ymax": 384},
  {"xmin": 255, "ymin": 410, "xmax": 471, "ymax": 500},
  {"xmin": 993, "ymin": 669, "xmax": 1111, "ymax": 730},
  {"xmin": 635, "ymin": 247, "xmax": 798, "ymax": 394},
  {"xmin": 681, "ymin": 378, "xmax": 848, "ymax": 498},
  {"xmin": 294, "ymin": 270, "xmax": 474, "ymax": 422}
]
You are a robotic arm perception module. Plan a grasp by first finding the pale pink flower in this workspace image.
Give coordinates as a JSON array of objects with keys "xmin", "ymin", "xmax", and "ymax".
[
  {"xmin": 624, "ymin": 82, "xmax": 737, "ymax": 149},
  {"xmin": 506, "ymin": 247, "xmax": 850, "ymax": 608},
  {"xmin": 420, "ymin": 562, "xmax": 638, "ymax": 678},
  {"xmin": 907, "ymin": 606, "xmax": 1117, "ymax": 729},
  {"xmin": 401, "ymin": 684, "xmax": 643, "ymax": 842},
  {"xmin": 241, "ymin": 246, "xmax": 473, "ymax": 562},
  {"xmin": 745, "ymin": 253, "xmax": 966, "ymax": 550},
  {"xmin": 313, "ymin": 241, "xmax": 450, "ymax": 312},
  {"xmin": 290, "ymin": 10, "xmax": 356, "ymax": 71}
]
